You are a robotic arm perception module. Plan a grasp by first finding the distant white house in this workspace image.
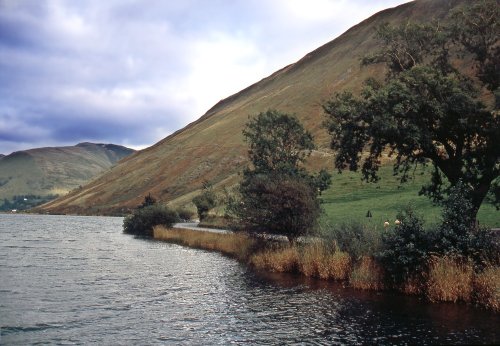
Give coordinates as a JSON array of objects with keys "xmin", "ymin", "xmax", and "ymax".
[{"xmin": 11, "ymin": 209, "xmax": 17, "ymax": 213}]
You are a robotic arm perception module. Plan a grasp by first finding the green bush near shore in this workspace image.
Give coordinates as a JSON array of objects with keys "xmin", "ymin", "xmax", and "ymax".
[{"xmin": 123, "ymin": 204, "xmax": 179, "ymax": 237}]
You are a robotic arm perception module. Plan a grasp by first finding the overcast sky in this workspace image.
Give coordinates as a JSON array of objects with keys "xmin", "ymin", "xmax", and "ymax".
[{"xmin": 0, "ymin": 0, "xmax": 409, "ymax": 155}]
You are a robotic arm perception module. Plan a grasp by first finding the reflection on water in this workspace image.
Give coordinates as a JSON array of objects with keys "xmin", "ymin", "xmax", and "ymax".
[{"xmin": 0, "ymin": 214, "xmax": 498, "ymax": 345}]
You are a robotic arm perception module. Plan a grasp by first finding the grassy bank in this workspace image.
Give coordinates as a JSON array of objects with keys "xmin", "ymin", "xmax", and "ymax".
[
  {"xmin": 153, "ymin": 226, "xmax": 499, "ymax": 312},
  {"xmin": 319, "ymin": 165, "xmax": 498, "ymax": 228}
]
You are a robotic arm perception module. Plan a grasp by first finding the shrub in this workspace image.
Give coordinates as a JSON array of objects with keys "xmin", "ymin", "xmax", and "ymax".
[
  {"xmin": 426, "ymin": 256, "xmax": 473, "ymax": 303},
  {"xmin": 378, "ymin": 207, "xmax": 431, "ymax": 285},
  {"xmin": 237, "ymin": 174, "xmax": 321, "ymax": 242},
  {"xmin": 430, "ymin": 182, "xmax": 500, "ymax": 266},
  {"xmin": 327, "ymin": 222, "xmax": 381, "ymax": 259},
  {"xmin": 192, "ymin": 187, "xmax": 217, "ymax": 221},
  {"xmin": 123, "ymin": 204, "xmax": 179, "ymax": 237},
  {"xmin": 176, "ymin": 208, "xmax": 195, "ymax": 221}
]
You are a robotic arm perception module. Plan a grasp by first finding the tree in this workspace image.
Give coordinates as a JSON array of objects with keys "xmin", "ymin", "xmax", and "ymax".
[
  {"xmin": 236, "ymin": 110, "xmax": 329, "ymax": 242},
  {"xmin": 242, "ymin": 109, "xmax": 315, "ymax": 176},
  {"xmin": 138, "ymin": 193, "xmax": 157, "ymax": 209},
  {"xmin": 238, "ymin": 174, "xmax": 320, "ymax": 242},
  {"xmin": 324, "ymin": 1, "xmax": 499, "ymax": 218},
  {"xmin": 192, "ymin": 181, "xmax": 217, "ymax": 221}
]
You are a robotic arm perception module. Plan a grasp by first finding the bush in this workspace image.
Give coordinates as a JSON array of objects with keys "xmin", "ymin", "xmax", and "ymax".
[
  {"xmin": 192, "ymin": 187, "xmax": 217, "ymax": 221},
  {"xmin": 430, "ymin": 182, "xmax": 500, "ymax": 266},
  {"xmin": 237, "ymin": 174, "xmax": 321, "ymax": 242},
  {"xmin": 327, "ymin": 222, "xmax": 381, "ymax": 259},
  {"xmin": 123, "ymin": 204, "xmax": 179, "ymax": 237},
  {"xmin": 176, "ymin": 208, "xmax": 195, "ymax": 221},
  {"xmin": 378, "ymin": 207, "xmax": 431, "ymax": 285}
]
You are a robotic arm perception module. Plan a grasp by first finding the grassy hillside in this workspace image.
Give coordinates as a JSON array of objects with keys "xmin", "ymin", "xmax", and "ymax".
[
  {"xmin": 319, "ymin": 164, "xmax": 498, "ymax": 229},
  {"xmin": 0, "ymin": 142, "xmax": 134, "ymax": 210},
  {"xmin": 40, "ymin": 0, "xmax": 493, "ymax": 219}
]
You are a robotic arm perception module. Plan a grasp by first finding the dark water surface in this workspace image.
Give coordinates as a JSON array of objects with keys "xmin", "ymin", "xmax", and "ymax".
[{"xmin": 0, "ymin": 214, "xmax": 498, "ymax": 345}]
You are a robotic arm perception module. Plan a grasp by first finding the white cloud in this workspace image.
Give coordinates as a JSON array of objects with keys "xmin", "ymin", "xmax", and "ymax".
[{"xmin": 0, "ymin": 0, "xmax": 410, "ymax": 154}]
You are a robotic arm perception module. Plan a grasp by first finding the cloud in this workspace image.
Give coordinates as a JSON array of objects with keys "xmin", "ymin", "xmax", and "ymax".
[{"xmin": 0, "ymin": 0, "xmax": 409, "ymax": 154}]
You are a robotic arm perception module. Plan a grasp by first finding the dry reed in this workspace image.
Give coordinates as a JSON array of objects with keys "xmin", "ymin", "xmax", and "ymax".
[
  {"xmin": 153, "ymin": 226, "xmax": 255, "ymax": 261},
  {"xmin": 473, "ymin": 266, "xmax": 500, "ymax": 312},
  {"xmin": 298, "ymin": 242, "xmax": 351, "ymax": 280},
  {"xmin": 349, "ymin": 256, "xmax": 385, "ymax": 290},
  {"xmin": 426, "ymin": 256, "xmax": 473, "ymax": 303},
  {"xmin": 249, "ymin": 245, "xmax": 300, "ymax": 272}
]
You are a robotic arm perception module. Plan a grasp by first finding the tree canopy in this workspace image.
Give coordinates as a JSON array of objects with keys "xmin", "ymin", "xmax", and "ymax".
[
  {"xmin": 235, "ymin": 110, "xmax": 329, "ymax": 241},
  {"xmin": 324, "ymin": 0, "xmax": 499, "ymax": 217}
]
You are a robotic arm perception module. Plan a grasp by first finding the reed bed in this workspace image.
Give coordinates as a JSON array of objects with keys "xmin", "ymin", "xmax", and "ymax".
[
  {"xmin": 249, "ymin": 245, "xmax": 300, "ymax": 272},
  {"xmin": 153, "ymin": 225, "xmax": 499, "ymax": 312},
  {"xmin": 426, "ymin": 256, "xmax": 473, "ymax": 303},
  {"xmin": 473, "ymin": 266, "xmax": 500, "ymax": 312},
  {"xmin": 153, "ymin": 226, "xmax": 255, "ymax": 261},
  {"xmin": 349, "ymin": 256, "xmax": 385, "ymax": 290}
]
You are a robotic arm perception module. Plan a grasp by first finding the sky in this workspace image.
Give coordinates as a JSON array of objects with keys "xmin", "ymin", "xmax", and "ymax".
[{"xmin": 0, "ymin": 0, "xmax": 409, "ymax": 155}]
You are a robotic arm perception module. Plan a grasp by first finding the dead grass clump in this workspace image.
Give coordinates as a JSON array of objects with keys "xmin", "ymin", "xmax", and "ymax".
[
  {"xmin": 298, "ymin": 242, "xmax": 351, "ymax": 280},
  {"xmin": 473, "ymin": 265, "xmax": 500, "ymax": 312},
  {"xmin": 426, "ymin": 256, "xmax": 473, "ymax": 303},
  {"xmin": 249, "ymin": 245, "xmax": 300, "ymax": 273},
  {"xmin": 401, "ymin": 274, "xmax": 426, "ymax": 295},
  {"xmin": 153, "ymin": 226, "xmax": 254, "ymax": 261},
  {"xmin": 349, "ymin": 256, "xmax": 385, "ymax": 290}
]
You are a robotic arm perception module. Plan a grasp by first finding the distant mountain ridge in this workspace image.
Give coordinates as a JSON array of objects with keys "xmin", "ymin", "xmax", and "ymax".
[
  {"xmin": 0, "ymin": 142, "xmax": 135, "ymax": 209},
  {"xmin": 40, "ymin": 0, "xmax": 470, "ymax": 215}
]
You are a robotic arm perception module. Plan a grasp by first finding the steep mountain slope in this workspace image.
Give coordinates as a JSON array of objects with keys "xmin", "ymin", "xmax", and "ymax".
[
  {"xmin": 40, "ymin": 0, "xmax": 467, "ymax": 215},
  {"xmin": 0, "ymin": 143, "xmax": 134, "ymax": 207}
]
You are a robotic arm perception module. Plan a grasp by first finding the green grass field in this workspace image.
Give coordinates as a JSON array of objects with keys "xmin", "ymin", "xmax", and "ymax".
[{"xmin": 319, "ymin": 165, "xmax": 499, "ymax": 229}]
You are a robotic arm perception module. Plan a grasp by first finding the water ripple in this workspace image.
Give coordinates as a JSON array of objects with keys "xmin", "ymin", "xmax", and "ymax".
[{"xmin": 1, "ymin": 214, "xmax": 498, "ymax": 345}]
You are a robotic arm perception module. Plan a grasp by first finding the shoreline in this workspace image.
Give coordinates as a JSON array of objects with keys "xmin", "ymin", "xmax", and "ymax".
[{"xmin": 153, "ymin": 225, "xmax": 499, "ymax": 313}]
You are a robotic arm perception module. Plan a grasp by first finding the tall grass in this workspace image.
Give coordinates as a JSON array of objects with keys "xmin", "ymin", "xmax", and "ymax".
[
  {"xmin": 249, "ymin": 244, "xmax": 300, "ymax": 272},
  {"xmin": 349, "ymin": 256, "xmax": 385, "ymax": 290},
  {"xmin": 426, "ymin": 256, "xmax": 473, "ymax": 303},
  {"xmin": 153, "ymin": 225, "xmax": 499, "ymax": 312},
  {"xmin": 153, "ymin": 226, "xmax": 255, "ymax": 261},
  {"xmin": 473, "ymin": 266, "xmax": 500, "ymax": 312}
]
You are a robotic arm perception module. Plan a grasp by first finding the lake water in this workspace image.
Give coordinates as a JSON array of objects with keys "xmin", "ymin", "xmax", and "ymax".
[{"xmin": 1, "ymin": 214, "xmax": 498, "ymax": 345}]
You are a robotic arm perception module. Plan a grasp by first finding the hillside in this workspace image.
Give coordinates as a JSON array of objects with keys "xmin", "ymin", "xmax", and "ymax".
[
  {"xmin": 0, "ymin": 142, "xmax": 134, "ymax": 210},
  {"xmin": 40, "ymin": 0, "xmax": 470, "ymax": 215}
]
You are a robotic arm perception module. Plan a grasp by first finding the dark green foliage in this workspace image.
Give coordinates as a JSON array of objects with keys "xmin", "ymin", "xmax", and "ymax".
[
  {"xmin": 243, "ymin": 109, "xmax": 315, "ymax": 176},
  {"xmin": 429, "ymin": 182, "xmax": 500, "ymax": 266},
  {"xmin": 324, "ymin": 2, "xmax": 500, "ymax": 217},
  {"xmin": 192, "ymin": 182, "xmax": 217, "ymax": 221},
  {"xmin": 378, "ymin": 207, "xmax": 430, "ymax": 285},
  {"xmin": 327, "ymin": 222, "xmax": 381, "ymax": 259},
  {"xmin": 236, "ymin": 110, "xmax": 329, "ymax": 242},
  {"xmin": 123, "ymin": 204, "xmax": 179, "ymax": 237},
  {"xmin": 238, "ymin": 174, "xmax": 321, "ymax": 242},
  {"xmin": 139, "ymin": 193, "xmax": 156, "ymax": 209},
  {"xmin": 311, "ymin": 169, "xmax": 332, "ymax": 195},
  {"xmin": 176, "ymin": 208, "xmax": 194, "ymax": 221}
]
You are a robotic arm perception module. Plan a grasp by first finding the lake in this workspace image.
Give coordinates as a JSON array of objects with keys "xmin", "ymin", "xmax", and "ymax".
[{"xmin": 0, "ymin": 214, "xmax": 498, "ymax": 344}]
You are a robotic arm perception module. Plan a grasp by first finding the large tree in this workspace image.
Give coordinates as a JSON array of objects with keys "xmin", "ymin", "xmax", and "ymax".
[
  {"xmin": 324, "ymin": 1, "xmax": 499, "ymax": 217},
  {"xmin": 235, "ymin": 110, "xmax": 329, "ymax": 242}
]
